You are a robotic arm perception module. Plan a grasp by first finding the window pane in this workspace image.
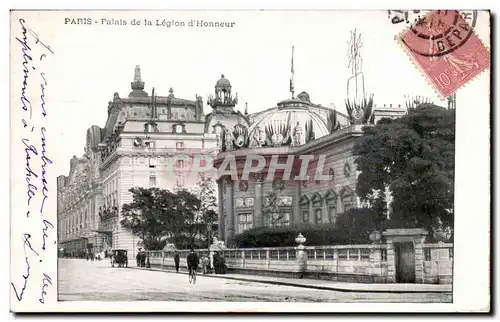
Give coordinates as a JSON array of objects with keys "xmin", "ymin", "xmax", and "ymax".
[
  {"xmin": 315, "ymin": 209, "xmax": 322, "ymax": 224},
  {"xmin": 302, "ymin": 210, "xmax": 309, "ymax": 223},
  {"xmin": 149, "ymin": 176, "xmax": 156, "ymax": 187}
]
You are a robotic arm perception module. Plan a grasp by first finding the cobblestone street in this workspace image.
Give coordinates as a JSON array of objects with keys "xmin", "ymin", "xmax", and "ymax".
[{"xmin": 58, "ymin": 259, "xmax": 451, "ymax": 302}]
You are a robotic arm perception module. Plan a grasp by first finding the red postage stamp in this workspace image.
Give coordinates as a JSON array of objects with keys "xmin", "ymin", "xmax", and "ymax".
[{"xmin": 398, "ymin": 10, "xmax": 490, "ymax": 98}]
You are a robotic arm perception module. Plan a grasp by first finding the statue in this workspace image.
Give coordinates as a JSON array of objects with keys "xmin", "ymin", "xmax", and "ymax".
[
  {"xmin": 252, "ymin": 126, "xmax": 262, "ymax": 148},
  {"xmin": 259, "ymin": 127, "xmax": 266, "ymax": 146},
  {"xmin": 224, "ymin": 130, "xmax": 233, "ymax": 151},
  {"xmin": 196, "ymin": 95, "xmax": 203, "ymax": 119},
  {"xmin": 293, "ymin": 121, "xmax": 302, "ymax": 146},
  {"xmin": 134, "ymin": 65, "xmax": 141, "ymax": 82}
]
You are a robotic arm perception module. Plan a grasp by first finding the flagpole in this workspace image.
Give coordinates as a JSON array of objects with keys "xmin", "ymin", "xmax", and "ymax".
[{"xmin": 290, "ymin": 46, "xmax": 295, "ymax": 99}]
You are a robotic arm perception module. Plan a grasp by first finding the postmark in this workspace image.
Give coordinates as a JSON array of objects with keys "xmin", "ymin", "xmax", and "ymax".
[{"xmin": 398, "ymin": 10, "xmax": 490, "ymax": 97}]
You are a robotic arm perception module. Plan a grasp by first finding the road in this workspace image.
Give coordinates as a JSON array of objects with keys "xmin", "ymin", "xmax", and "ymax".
[{"xmin": 58, "ymin": 259, "xmax": 452, "ymax": 302}]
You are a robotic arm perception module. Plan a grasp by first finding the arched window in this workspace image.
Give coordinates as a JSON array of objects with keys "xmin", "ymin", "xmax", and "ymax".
[
  {"xmin": 340, "ymin": 186, "xmax": 354, "ymax": 212},
  {"xmin": 324, "ymin": 189, "xmax": 338, "ymax": 225},
  {"xmin": 299, "ymin": 195, "xmax": 310, "ymax": 224},
  {"xmin": 311, "ymin": 192, "xmax": 323, "ymax": 224}
]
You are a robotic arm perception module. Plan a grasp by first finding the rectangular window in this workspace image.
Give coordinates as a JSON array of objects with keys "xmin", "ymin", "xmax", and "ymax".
[
  {"xmin": 149, "ymin": 158, "xmax": 156, "ymax": 168},
  {"xmin": 315, "ymin": 208, "xmax": 322, "ymax": 224},
  {"xmin": 149, "ymin": 175, "xmax": 156, "ymax": 187},
  {"xmin": 176, "ymin": 142, "xmax": 184, "ymax": 150},
  {"xmin": 177, "ymin": 160, "xmax": 185, "ymax": 168},
  {"xmin": 329, "ymin": 206, "xmax": 337, "ymax": 224},
  {"xmin": 302, "ymin": 210, "xmax": 309, "ymax": 223},
  {"xmin": 381, "ymin": 249, "xmax": 387, "ymax": 261},
  {"xmin": 448, "ymin": 248, "xmax": 453, "ymax": 260},
  {"xmin": 237, "ymin": 213, "xmax": 253, "ymax": 233},
  {"xmin": 176, "ymin": 176, "xmax": 184, "ymax": 187}
]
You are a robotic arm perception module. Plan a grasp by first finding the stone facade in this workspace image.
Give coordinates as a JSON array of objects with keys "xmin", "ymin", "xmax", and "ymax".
[
  {"xmin": 57, "ymin": 66, "xmax": 217, "ymax": 257},
  {"xmin": 57, "ymin": 68, "xmax": 406, "ymax": 257}
]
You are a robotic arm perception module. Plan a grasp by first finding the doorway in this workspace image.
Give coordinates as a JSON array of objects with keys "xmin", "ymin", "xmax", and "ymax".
[{"xmin": 394, "ymin": 242, "xmax": 416, "ymax": 283}]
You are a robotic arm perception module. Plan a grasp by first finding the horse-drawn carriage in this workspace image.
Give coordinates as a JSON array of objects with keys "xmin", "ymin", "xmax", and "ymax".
[{"xmin": 110, "ymin": 249, "xmax": 128, "ymax": 268}]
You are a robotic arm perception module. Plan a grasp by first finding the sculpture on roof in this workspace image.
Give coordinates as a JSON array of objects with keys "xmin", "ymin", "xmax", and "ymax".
[
  {"xmin": 292, "ymin": 121, "xmax": 303, "ymax": 146},
  {"xmin": 345, "ymin": 29, "xmax": 375, "ymax": 125},
  {"xmin": 224, "ymin": 129, "xmax": 234, "ymax": 151}
]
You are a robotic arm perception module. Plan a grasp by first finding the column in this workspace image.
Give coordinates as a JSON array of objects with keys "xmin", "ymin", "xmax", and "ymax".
[
  {"xmin": 254, "ymin": 174, "xmax": 263, "ymax": 228},
  {"xmin": 293, "ymin": 186, "xmax": 301, "ymax": 225},
  {"xmin": 217, "ymin": 180, "xmax": 224, "ymax": 240},
  {"xmin": 309, "ymin": 202, "xmax": 314, "ymax": 224},
  {"xmin": 386, "ymin": 240, "xmax": 396, "ymax": 283},
  {"xmin": 414, "ymin": 237, "xmax": 425, "ymax": 284},
  {"xmin": 224, "ymin": 179, "xmax": 235, "ymax": 245}
]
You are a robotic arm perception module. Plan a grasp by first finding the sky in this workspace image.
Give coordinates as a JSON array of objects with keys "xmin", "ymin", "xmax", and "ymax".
[{"xmin": 11, "ymin": 10, "xmax": 489, "ymax": 176}]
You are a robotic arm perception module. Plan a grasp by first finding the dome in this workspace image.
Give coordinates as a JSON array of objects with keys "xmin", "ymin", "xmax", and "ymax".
[
  {"xmin": 215, "ymin": 74, "xmax": 231, "ymax": 88},
  {"xmin": 247, "ymin": 99, "xmax": 329, "ymax": 148}
]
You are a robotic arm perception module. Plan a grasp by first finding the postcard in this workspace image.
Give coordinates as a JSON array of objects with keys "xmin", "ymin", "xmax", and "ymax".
[{"xmin": 9, "ymin": 9, "xmax": 491, "ymax": 313}]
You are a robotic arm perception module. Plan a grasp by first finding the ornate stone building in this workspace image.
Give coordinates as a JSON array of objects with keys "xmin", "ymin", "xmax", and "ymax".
[
  {"xmin": 57, "ymin": 68, "xmax": 406, "ymax": 254},
  {"xmin": 214, "ymin": 91, "xmax": 406, "ymax": 245},
  {"xmin": 57, "ymin": 66, "xmax": 218, "ymax": 255}
]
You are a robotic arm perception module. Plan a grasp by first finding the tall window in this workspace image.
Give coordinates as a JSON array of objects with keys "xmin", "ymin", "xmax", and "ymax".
[
  {"xmin": 237, "ymin": 213, "xmax": 253, "ymax": 233},
  {"xmin": 177, "ymin": 176, "xmax": 184, "ymax": 187},
  {"xmin": 149, "ymin": 175, "xmax": 156, "ymax": 187},
  {"xmin": 175, "ymin": 125, "xmax": 183, "ymax": 133},
  {"xmin": 329, "ymin": 205, "xmax": 337, "ymax": 225},
  {"xmin": 302, "ymin": 210, "xmax": 309, "ymax": 223},
  {"xmin": 177, "ymin": 160, "xmax": 185, "ymax": 168},
  {"xmin": 176, "ymin": 142, "xmax": 184, "ymax": 150},
  {"xmin": 315, "ymin": 208, "xmax": 322, "ymax": 224}
]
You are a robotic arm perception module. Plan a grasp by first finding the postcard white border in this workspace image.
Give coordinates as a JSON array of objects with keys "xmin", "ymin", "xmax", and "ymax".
[{"xmin": 5, "ymin": 0, "xmax": 493, "ymax": 315}]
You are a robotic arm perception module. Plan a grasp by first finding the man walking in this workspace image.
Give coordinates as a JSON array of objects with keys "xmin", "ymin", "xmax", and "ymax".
[
  {"xmin": 174, "ymin": 251, "xmax": 180, "ymax": 273},
  {"xmin": 186, "ymin": 248, "xmax": 199, "ymax": 284}
]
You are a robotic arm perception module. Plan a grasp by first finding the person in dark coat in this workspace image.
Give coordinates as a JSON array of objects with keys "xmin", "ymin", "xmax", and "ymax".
[
  {"xmin": 213, "ymin": 252, "xmax": 220, "ymax": 274},
  {"xmin": 174, "ymin": 251, "xmax": 180, "ymax": 272}
]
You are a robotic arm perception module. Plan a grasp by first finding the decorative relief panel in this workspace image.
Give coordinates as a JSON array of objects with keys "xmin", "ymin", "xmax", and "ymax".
[
  {"xmin": 264, "ymin": 195, "xmax": 292, "ymax": 207},
  {"xmin": 235, "ymin": 197, "xmax": 254, "ymax": 208}
]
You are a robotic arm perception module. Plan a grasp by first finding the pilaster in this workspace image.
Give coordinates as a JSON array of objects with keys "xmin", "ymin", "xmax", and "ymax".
[{"xmin": 253, "ymin": 173, "xmax": 264, "ymax": 228}]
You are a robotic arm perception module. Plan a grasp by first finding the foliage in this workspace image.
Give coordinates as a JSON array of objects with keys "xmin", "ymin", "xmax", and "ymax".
[
  {"xmin": 186, "ymin": 178, "xmax": 219, "ymax": 247},
  {"xmin": 233, "ymin": 208, "xmax": 378, "ymax": 247},
  {"xmin": 353, "ymin": 103, "xmax": 455, "ymax": 234},
  {"xmin": 120, "ymin": 187, "xmax": 185, "ymax": 250},
  {"xmin": 121, "ymin": 187, "xmax": 210, "ymax": 250}
]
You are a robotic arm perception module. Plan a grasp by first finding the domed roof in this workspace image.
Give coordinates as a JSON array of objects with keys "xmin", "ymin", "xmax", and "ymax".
[
  {"xmin": 215, "ymin": 74, "xmax": 231, "ymax": 88},
  {"xmin": 247, "ymin": 99, "xmax": 329, "ymax": 148}
]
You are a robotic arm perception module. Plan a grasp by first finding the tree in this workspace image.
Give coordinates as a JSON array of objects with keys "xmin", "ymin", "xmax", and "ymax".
[
  {"xmin": 120, "ymin": 187, "xmax": 184, "ymax": 250},
  {"xmin": 353, "ymin": 104, "xmax": 455, "ymax": 234},
  {"xmin": 188, "ymin": 177, "xmax": 218, "ymax": 247}
]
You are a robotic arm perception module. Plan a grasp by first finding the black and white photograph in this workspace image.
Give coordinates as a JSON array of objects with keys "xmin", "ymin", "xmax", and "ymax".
[{"xmin": 9, "ymin": 7, "xmax": 490, "ymax": 313}]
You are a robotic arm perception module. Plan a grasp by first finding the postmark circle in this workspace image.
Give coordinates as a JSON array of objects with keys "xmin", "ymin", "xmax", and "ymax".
[{"xmin": 403, "ymin": 10, "xmax": 477, "ymax": 57}]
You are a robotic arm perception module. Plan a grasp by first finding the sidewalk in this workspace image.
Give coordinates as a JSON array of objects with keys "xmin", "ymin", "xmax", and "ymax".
[{"xmin": 129, "ymin": 266, "xmax": 452, "ymax": 294}]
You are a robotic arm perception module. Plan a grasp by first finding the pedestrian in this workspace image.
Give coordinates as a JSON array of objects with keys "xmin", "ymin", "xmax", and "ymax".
[
  {"xmin": 213, "ymin": 251, "xmax": 220, "ymax": 274},
  {"xmin": 202, "ymin": 255, "xmax": 210, "ymax": 274},
  {"xmin": 174, "ymin": 251, "xmax": 180, "ymax": 273},
  {"xmin": 140, "ymin": 249, "xmax": 146, "ymax": 267}
]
